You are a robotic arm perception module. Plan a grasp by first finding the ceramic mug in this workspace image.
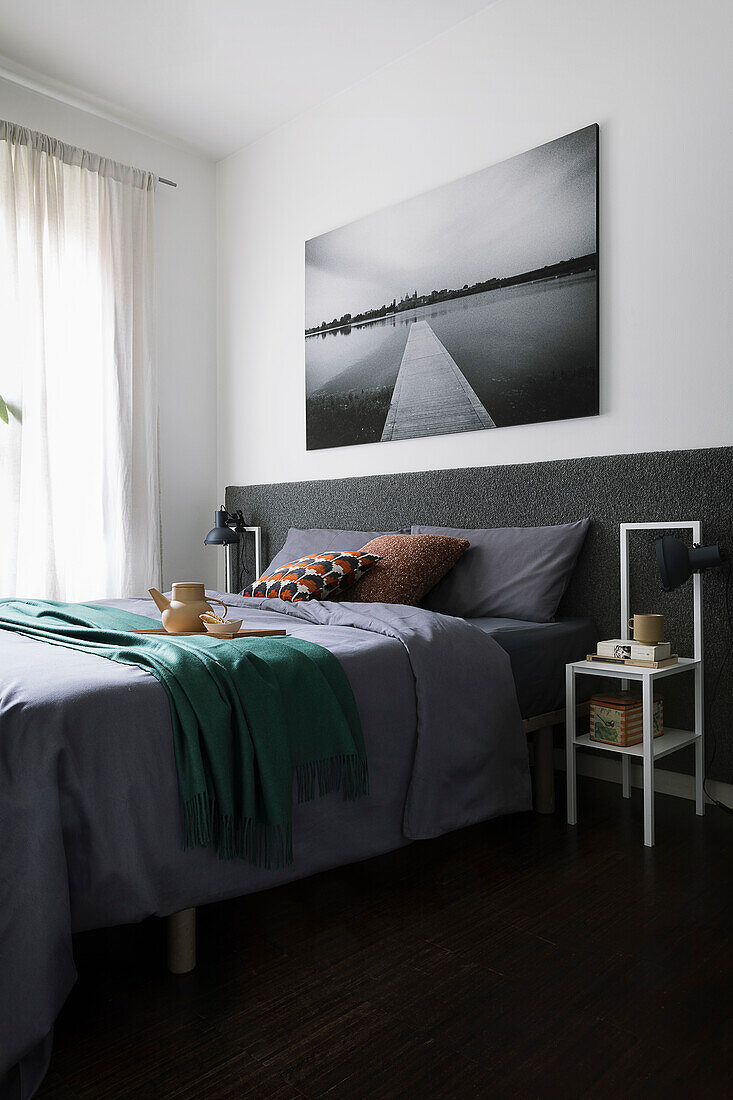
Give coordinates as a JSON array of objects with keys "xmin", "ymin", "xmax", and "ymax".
[{"xmin": 628, "ymin": 613, "xmax": 664, "ymax": 644}]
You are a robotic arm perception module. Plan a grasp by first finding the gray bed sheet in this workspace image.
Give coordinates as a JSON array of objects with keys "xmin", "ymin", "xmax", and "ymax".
[
  {"xmin": 0, "ymin": 594, "xmax": 530, "ymax": 1098},
  {"xmin": 464, "ymin": 616, "xmax": 598, "ymax": 718}
]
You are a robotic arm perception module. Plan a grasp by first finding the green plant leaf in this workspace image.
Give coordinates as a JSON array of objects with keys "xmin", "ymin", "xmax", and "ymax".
[{"xmin": 0, "ymin": 394, "xmax": 8, "ymax": 424}]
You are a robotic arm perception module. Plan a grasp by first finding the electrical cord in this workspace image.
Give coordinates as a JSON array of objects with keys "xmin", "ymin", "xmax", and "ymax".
[
  {"xmin": 235, "ymin": 541, "xmax": 249, "ymax": 595},
  {"xmin": 225, "ymin": 510, "xmax": 250, "ymax": 595},
  {"xmin": 703, "ymin": 561, "xmax": 733, "ymax": 814}
]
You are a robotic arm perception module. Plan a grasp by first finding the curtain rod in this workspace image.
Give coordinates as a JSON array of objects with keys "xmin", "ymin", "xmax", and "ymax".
[{"xmin": 159, "ymin": 177, "xmax": 177, "ymax": 188}]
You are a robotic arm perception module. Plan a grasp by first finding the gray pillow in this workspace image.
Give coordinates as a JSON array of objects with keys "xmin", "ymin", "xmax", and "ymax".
[
  {"xmin": 412, "ymin": 520, "xmax": 590, "ymax": 622},
  {"xmin": 264, "ymin": 528, "xmax": 390, "ymax": 575}
]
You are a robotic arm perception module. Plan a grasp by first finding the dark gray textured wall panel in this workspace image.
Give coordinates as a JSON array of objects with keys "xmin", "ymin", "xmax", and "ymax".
[{"xmin": 227, "ymin": 446, "xmax": 733, "ymax": 784}]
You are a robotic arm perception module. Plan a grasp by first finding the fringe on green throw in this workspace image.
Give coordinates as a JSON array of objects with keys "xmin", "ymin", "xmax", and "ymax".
[
  {"xmin": 183, "ymin": 754, "xmax": 369, "ymax": 868},
  {"xmin": 294, "ymin": 752, "xmax": 370, "ymax": 805},
  {"xmin": 182, "ymin": 792, "xmax": 295, "ymax": 869}
]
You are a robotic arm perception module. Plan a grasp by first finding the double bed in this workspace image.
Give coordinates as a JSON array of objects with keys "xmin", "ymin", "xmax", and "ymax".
[{"xmin": 0, "ymin": 523, "xmax": 595, "ymax": 1098}]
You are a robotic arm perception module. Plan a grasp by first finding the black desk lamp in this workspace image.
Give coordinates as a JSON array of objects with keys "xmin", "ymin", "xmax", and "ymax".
[
  {"xmin": 204, "ymin": 509, "xmax": 240, "ymax": 547},
  {"xmin": 655, "ymin": 535, "xmax": 727, "ymax": 591},
  {"xmin": 204, "ymin": 509, "xmax": 262, "ymax": 593},
  {"xmin": 204, "ymin": 508, "xmax": 240, "ymax": 592}
]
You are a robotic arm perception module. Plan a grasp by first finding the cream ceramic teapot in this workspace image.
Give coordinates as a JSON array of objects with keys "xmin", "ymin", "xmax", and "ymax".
[{"xmin": 148, "ymin": 583, "xmax": 228, "ymax": 633}]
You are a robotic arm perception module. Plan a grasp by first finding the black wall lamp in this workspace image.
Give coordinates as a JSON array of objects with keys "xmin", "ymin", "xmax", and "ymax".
[
  {"xmin": 655, "ymin": 535, "xmax": 727, "ymax": 592},
  {"xmin": 204, "ymin": 507, "xmax": 262, "ymax": 593}
]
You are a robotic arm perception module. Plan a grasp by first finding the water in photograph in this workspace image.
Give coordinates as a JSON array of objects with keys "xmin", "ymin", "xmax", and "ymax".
[{"xmin": 305, "ymin": 271, "xmax": 597, "ymax": 449}]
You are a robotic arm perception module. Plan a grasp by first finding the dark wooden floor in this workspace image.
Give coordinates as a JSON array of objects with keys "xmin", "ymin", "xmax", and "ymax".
[{"xmin": 38, "ymin": 777, "xmax": 733, "ymax": 1099}]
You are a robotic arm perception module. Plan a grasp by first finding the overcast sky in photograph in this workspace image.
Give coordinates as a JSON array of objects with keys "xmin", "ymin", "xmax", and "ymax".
[{"xmin": 305, "ymin": 125, "xmax": 597, "ymax": 329}]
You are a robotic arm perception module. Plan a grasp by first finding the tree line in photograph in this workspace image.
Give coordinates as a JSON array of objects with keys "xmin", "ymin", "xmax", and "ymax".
[{"xmin": 305, "ymin": 253, "xmax": 597, "ymax": 336}]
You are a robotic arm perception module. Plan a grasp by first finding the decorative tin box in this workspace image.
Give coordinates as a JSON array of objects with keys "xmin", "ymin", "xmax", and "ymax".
[{"xmin": 590, "ymin": 691, "xmax": 663, "ymax": 747}]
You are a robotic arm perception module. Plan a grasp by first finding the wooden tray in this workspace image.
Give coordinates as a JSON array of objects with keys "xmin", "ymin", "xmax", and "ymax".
[
  {"xmin": 130, "ymin": 628, "xmax": 287, "ymax": 639},
  {"xmin": 586, "ymin": 653, "xmax": 678, "ymax": 669}
]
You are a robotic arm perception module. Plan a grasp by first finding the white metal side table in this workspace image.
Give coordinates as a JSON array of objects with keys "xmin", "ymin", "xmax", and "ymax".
[{"xmin": 566, "ymin": 521, "xmax": 705, "ymax": 847}]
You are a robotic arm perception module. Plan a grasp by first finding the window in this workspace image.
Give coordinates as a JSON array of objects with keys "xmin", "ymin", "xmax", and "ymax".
[{"xmin": 0, "ymin": 122, "xmax": 161, "ymax": 599}]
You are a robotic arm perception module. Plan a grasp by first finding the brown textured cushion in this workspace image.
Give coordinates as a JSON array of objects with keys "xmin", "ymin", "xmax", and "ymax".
[{"xmin": 348, "ymin": 534, "xmax": 470, "ymax": 605}]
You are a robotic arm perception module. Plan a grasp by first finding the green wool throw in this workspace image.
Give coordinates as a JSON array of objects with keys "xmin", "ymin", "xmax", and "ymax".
[{"xmin": 0, "ymin": 600, "xmax": 368, "ymax": 867}]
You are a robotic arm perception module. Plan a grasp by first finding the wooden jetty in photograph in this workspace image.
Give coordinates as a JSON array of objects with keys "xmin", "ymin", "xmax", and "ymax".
[{"xmin": 381, "ymin": 320, "xmax": 495, "ymax": 442}]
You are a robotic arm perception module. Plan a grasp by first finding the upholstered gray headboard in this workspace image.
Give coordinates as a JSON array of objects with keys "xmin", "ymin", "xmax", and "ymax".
[{"xmin": 227, "ymin": 445, "xmax": 733, "ymax": 784}]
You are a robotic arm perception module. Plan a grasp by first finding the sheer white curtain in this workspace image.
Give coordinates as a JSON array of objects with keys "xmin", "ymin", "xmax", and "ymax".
[{"xmin": 0, "ymin": 121, "xmax": 161, "ymax": 599}]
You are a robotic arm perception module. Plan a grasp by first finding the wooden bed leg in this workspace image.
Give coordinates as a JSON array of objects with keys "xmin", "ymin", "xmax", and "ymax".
[
  {"xmin": 167, "ymin": 908, "xmax": 196, "ymax": 974},
  {"xmin": 532, "ymin": 725, "xmax": 555, "ymax": 814}
]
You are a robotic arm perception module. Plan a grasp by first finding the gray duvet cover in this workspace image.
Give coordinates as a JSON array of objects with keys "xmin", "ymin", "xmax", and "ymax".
[{"xmin": 0, "ymin": 594, "xmax": 530, "ymax": 1098}]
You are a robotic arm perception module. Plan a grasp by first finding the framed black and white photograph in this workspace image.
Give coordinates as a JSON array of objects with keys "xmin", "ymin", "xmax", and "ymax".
[{"xmin": 305, "ymin": 123, "xmax": 598, "ymax": 450}]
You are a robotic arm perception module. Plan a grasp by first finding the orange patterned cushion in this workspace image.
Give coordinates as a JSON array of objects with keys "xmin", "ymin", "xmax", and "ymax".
[
  {"xmin": 242, "ymin": 550, "xmax": 380, "ymax": 602},
  {"xmin": 347, "ymin": 534, "xmax": 469, "ymax": 605}
]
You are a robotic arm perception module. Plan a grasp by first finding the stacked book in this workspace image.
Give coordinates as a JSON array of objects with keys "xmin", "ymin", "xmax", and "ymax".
[{"xmin": 586, "ymin": 639, "xmax": 678, "ymax": 669}]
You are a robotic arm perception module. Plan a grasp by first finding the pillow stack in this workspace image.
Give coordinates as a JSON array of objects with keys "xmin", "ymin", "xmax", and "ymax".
[
  {"xmin": 243, "ymin": 528, "xmax": 469, "ymax": 606},
  {"xmin": 243, "ymin": 520, "xmax": 590, "ymax": 618}
]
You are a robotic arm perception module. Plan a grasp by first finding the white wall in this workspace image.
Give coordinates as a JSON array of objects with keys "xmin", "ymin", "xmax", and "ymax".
[
  {"xmin": 217, "ymin": 0, "xmax": 733, "ymax": 491},
  {"xmin": 0, "ymin": 76, "xmax": 219, "ymax": 588}
]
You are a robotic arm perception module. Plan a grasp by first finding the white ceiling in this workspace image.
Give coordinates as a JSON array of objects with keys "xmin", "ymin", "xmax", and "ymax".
[{"xmin": 0, "ymin": 0, "xmax": 495, "ymax": 159}]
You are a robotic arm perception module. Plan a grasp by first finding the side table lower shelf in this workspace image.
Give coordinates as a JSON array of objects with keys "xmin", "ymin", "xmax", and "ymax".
[{"xmin": 573, "ymin": 728, "xmax": 700, "ymax": 761}]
